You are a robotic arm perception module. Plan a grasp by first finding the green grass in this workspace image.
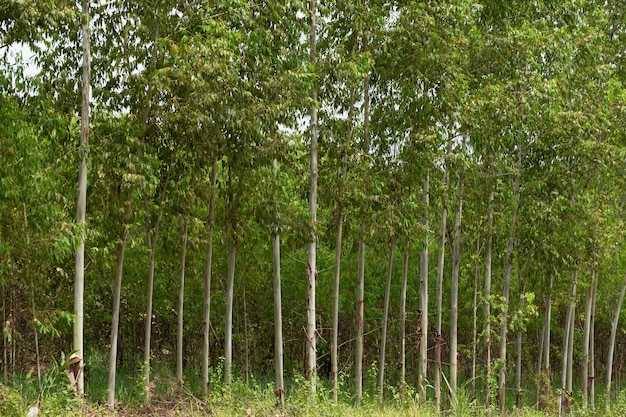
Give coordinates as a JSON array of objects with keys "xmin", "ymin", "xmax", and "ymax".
[{"xmin": 4, "ymin": 354, "xmax": 626, "ymax": 416}]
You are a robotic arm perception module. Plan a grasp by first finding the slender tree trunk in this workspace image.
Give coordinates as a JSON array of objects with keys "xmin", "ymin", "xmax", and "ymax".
[
  {"xmin": 419, "ymin": 175, "xmax": 429, "ymax": 402},
  {"xmin": 202, "ymin": 157, "xmax": 218, "ymax": 396},
  {"xmin": 355, "ymin": 72, "xmax": 371, "ymax": 407},
  {"xmin": 73, "ymin": 0, "xmax": 90, "ymax": 396},
  {"xmin": 143, "ymin": 206, "xmax": 163, "ymax": 401},
  {"xmin": 306, "ymin": 0, "xmax": 319, "ymax": 393},
  {"xmin": 331, "ymin": 88, "xmax": 354, "ymax": 404},
  {"xmin": 537, "ymin": 275, "xmax": 552, "ymax": 410},
  {"xmin": 224, "ymin": 241, "xmax": 237, "ymax": 384},
  {"xmin": 2, "ymin": 285, "xmax": 6, "ymax": 384},
  {"xmin": 560, "ymin": 272, "xmax": 577, "ymax": 416},
  {"xmin": 272, "ymin": 160, "xmax": 284, "ymax": 406},
  {"xmin": 567, "ymin": 303, "xmax": 575, "ymax": 395},
  {"xmin": 30, "ymin": 281, "xmax": 41, "ymax": 391},
  {"xmin": 435, "ymin": 133, "xmax": 452, "ymax": 412},
  {"xmin": 515, "ymin": 275, "xmax": 526, "ymax": 408},
  {"xmin": 472, "ymin": 233, "xmax": 480, "ymax": 399},
  {"xmin": 243, "ymin": 280, "xmax": 249, "ymax": 385},
  {"xmin": 107, "ymin": 220, "xmax": 130, "ymax": 407},
  {"xmin": 590, "ymin": 274, "xmax": 597, "ymax": 408},
  {"xmin": 176, "ymin": 218, "xmax": 188, "ymax": 384},
  {"xmin": 484, "ymin": 180, "xmax": 494, "ymax": 408},
  {"xmin": 582, "ymin": 269, "xmax": 597, "ymax": 408},
  {"xmin": 378, "ymin": 236, "xmax": 395, "ymax": 402},
  {"xmin": 606, "ymin": 276, "xmax": 626, "ymax": 411},
  {"xmin": 400, "ymin": 245, "xmax": 409, "ymax": 401},
  {"xmin": 450, "ymin": 135, "xmax": 466, "ymax": 397},
  {"xmin": 498, "ymin": 147, "xmax": 522, "ymax": 413}
]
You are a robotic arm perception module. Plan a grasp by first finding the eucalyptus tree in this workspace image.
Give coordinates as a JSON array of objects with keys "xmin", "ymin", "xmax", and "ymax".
[{"xmin": 72, "ymin": 0, "xmax": 90, "ymax": 395}]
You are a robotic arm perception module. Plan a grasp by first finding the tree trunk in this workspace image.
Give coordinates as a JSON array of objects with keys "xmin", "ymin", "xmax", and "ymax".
[
  {"xmin": 560, "ymin": 271, "xmax": 577, "ymax": 416},
  {"xmin": 331, "ymin": 88, "xmax": 354, "ymax": 404},
  {"xmin": 224, "ymin": 241, "xmax": 237, "ymax": 384},
  {"xmin": 435, "ymin": 132, "xmax": 452, "ymax": 412},
  {"xmin": 498, "ymin": 147, "xmax": 522, "ymax": 413},
  {"xmin": 306, "ymin": 0, "xmax": 319, "ymax": 394},
  {"xmin": 400, "ymin": 245, "xmax": 409, "ymax": 401},
  {"xmin": 107, "ymin": 221, "xmax": 129, "ymax": 407},
  {"xmin": 590, "ymin": 274, "xmax": 597, "ymax": 408},
  {"xmin": 202, "ymin": 157, "xmax": 218, "ymax": 396},
  {"xmin": 537, "ymin": 275, "xmax": 552, "ymax": 410},
  {"xmin": 73, "ymin": 0, "xmax": 90, "ymax": 396},
  {"xmin": 355, "ymin": 71, "xmax": 371, "ymax": 407},
  {"xmin": 176, "ymin": 218, "xmax": 188, "ymax": 384},
  {"xmin": 143, "ymin": 204, "xmax": 164, "ymax": 401},
  {"xmin": 419, "ymin": 175, "xmax": 429, "ymax": 402},
  {"xmin": 378, "ymin": 236, "xmax": 395, "ymax": 402},
  {"xmin": 515, "ymin": 275, "xmax": 526, "ymax": 408},
  {"xmin": 2, "ymin": 285, "xmax": 6, "ymax": 384},
  {"xmin": 449, "ymin": 135, "xmax": 466, "ymax": 397},
  {"xmin": 272, "ymin": 162, "xmax": 284, "ymax": 407},
  {"xmin": 472, "ymin": 233, "xmax": 480, "ymax": 399},
  {"xmin": 605, "ymin": 276, "xmax": 626, "ymax": 411},
  {"xmin": 484, "ymin": 176, "xmax": 494, "ymax": 408},
  {"xmin": 582, "ymin": 268, "xmax": 597, "ymax": 408}
]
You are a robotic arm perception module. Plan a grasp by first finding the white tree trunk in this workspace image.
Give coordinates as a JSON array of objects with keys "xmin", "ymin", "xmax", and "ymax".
[
  {"xmin": 331, "ymin": 89, "xmax": 354, "ymax": 404},
  {"xmin": 107, "ymin": 226, "xmax": 129, "ymax": 407},
  {"xmin": 306, "ymin": 0, "xmax": 319, "ymax": 393},
  {"xmin": 582, "ymin": 268, "xmax": 597, "ymax": 408},
  {"xmin": 419, "ymin": 175, "xmax": 429, "ymax": 402},
  {"xmin": 484, "ymin": 182, "xmax": 494, "ymax": 407},
  {"xmin": 378, "ymin": 236, "xmax": 395, "ymax": 402},
  {"xmin": 605, "ymin": 276, "xmax": 626, "ymax": 411},
  {"xmin": 449, "ymin": 135, "xmax": 466, "ymax": 397},
  {"xmin": 73, "ymin": 0, "xmax": 90, "ymax": 396},
  {"xmin": 202, "ymin": 158, "xmax": 218, "ymax": 396},
  {"xmin": 559, "ymin": 272, "xmax": 577, "ymax": 416},
  {"xmin": 224, "ymin": 242, "xmax": 237, "ymax": 384},
  {"xmin": 355, "ymin": 71, "xmax": 371, "ymax": 407},
  {"xmin": 435, "ymin": 133, "xmax": 451, "ymax": 412},
  {"xmin": 400, "ymin": 246, "xmax": 409, "ymax": 401},
  {"xmin": 272, "ymin": 159, "xmax": 284, "ymax": 407},
  {"xmin": 176, "ymin": 218, "xmax": 188, "ymax": 384},
  {"xmin": 498, "ymin": 148, "xmax": 521, "ymax": 413}
]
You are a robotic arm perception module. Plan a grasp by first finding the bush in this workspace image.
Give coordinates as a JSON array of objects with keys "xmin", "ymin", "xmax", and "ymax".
[{"xmin": 0, "ymin": 384, "xmax": 24, "ymax": 417}]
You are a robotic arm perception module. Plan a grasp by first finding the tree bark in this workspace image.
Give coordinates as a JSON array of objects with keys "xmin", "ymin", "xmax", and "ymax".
[
  {"xmin": 107, "ymin": 217, "xmax": 130, "ymax": 407},
  {"xmin": 272, "ymin": 162, "xmax": 284, "ymax": 407},
  {"xmin": 559, "ymin": 271, "xmax": 577, "ymax": 416},
  {"xmin": 582, "ymin": 268, "xmax": 597, "ymax": 408},
  {"xmin": 484, "ymin": 155, "xmax": 495, "ymax": 408},
  {"xmin": 176, "ymin": 218, "xmax": 188, "ymax": 384},
  {"xmin": 449, "ymin": 135, "xmax": 466, "ymax": 397},
  {"xmin": 537, "ymin": 275, "xmax": 552, "ymax": 410},
  {"xmin": 143, "ymin": 198, "xmax": 164, "ymax": 401},
  {"xmin": 515, "ymin": 275, "xmax": 526, "ymax": 408},
  {"xmin": 400, "ymin": 245, "xmax": 409, "ymax": 401},
  {"xmin": 378, "ymin": 236, "xmax": 395, "ymax": 402},
  {"xmin": 484, "ymin": 168, "xmax": 494, "ymax": 408},
  {"xmin": 435, "ymin": 132, "xmax": 452, "ymax": 412},
  {"xmin": 73, "ymin": 0, "xmax": 90, "ymax": 396},
  {"xmin": 472, "ymin": 233, "xmax": 480, "ymax": 399},
  {"xmin": 605, "ymin": 276, "xmax": 626, "ymax": 411},
  {"xmin": 306, "ymin": 0, "xmax": 319, "ymax": 394},
  {"xmin": 498, "ymin": 147, "xmax": 522, "ymax": 413},
  {"xmin": 355, "ymin": 71, "xmax": 371, "ymax": 407},
  {"xmin": 202, "ymin": 157, "xmax": 218, "ymax": 396},
  {"xmin": 590, "ymin": 273, "xmax": 597, "ymax": 408},
  {"xmin": 419, "ymin": 175, "xmax": 429, "ymax": 402},
  {"xmin": 224, "ymin": 241, "xmax": 237, "ymax": 384},
  {"xmin": 331, "ymin": 88, "xmax": 354, "ymax": 404}
]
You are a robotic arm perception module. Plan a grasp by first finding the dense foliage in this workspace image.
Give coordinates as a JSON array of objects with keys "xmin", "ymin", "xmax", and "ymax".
[{"xmin": 3, "ymin": 0, "xmax": 626, "ymax": 415}]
